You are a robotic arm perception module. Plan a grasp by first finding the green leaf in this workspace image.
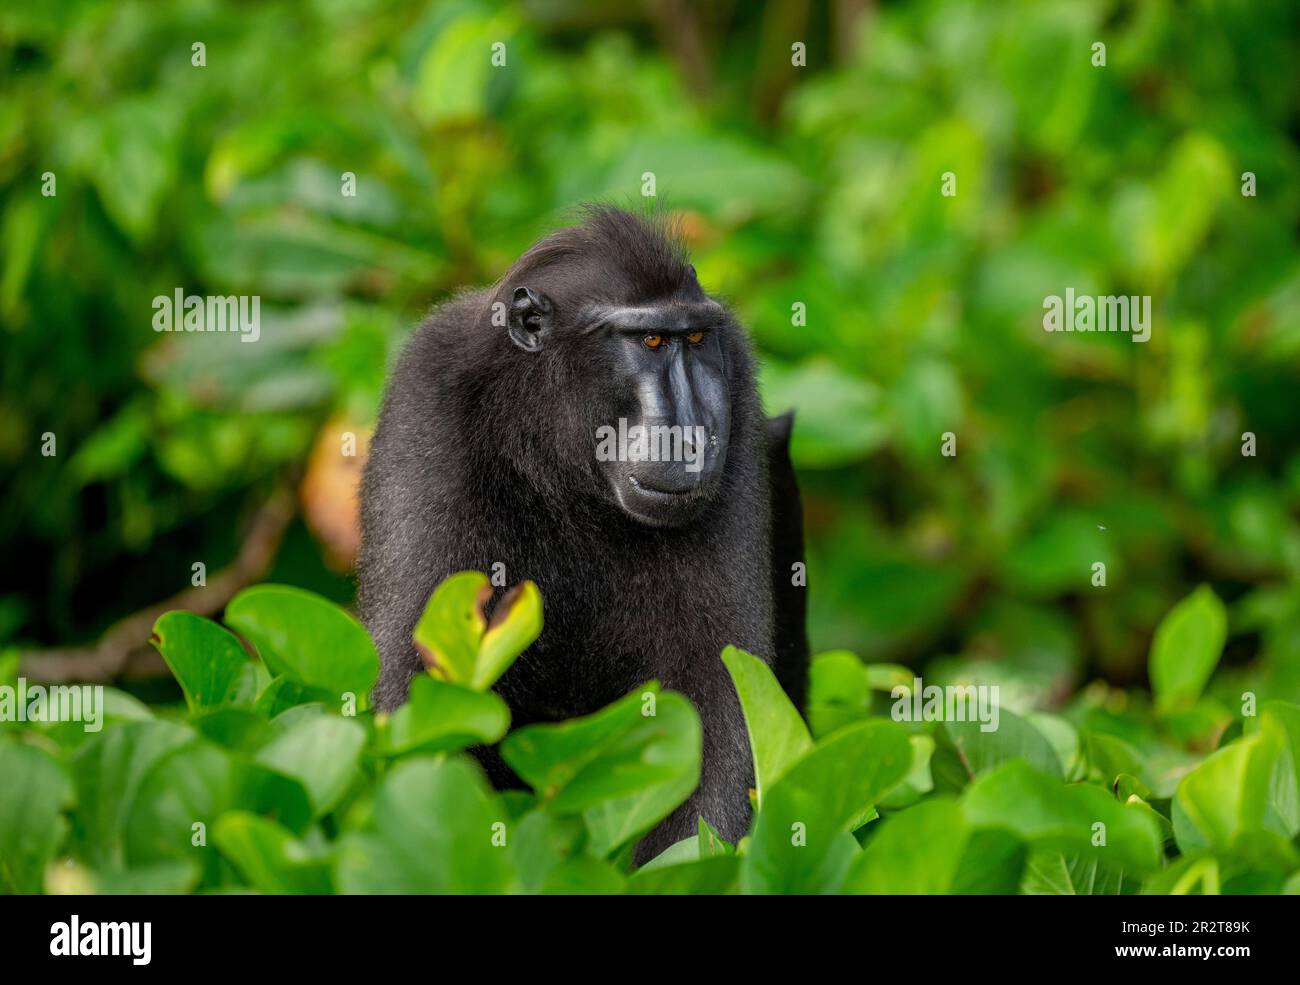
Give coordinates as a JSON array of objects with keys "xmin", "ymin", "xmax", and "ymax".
[
  {"xmin": 581, "ymin": 748, "xmax": 699, "ymax": 859},
  {"xmin": 239, "ymin": 764, "xmax": 315, "ymax": 835},
  {"xmin": 500, "ymin": 686, "xmax": 701, "ymax": 857},
  {"xmin": 1141, "ymin": 855, "xmax": 1222, "ymax": 896},
  {"xmin": 0, "ymin": 741, "xmax": 72, "ymax": 893},
  {"xmin": 192, "ymin": 707, "xmax": 272, "ymax": 753},
  {"xmin": 122, "ymin": 736, "xmax": 313, "ymax": 882},
  {"xmin": 1021, "ymin": 851, "xmax": 1138, "ymax": 895},
  {"xmin": 807, "ymin": 650, "xmax": 872, "ymax": 738},
  {"xmin": 381, "ymin": 675, "xmax": 510, "ymax": 756},
  {"xmin": 412, "ymin": 572, "xmax": 542, "ymax": 691},
  {"xmin": 1173, "ymin": 713, "xmax": 1297, "ymax": 863},
  {"xmin": 151, "ymin": 611, "xmax": 253, "ymax": 711},
  {"xmin": 844, "ymin": 798, "xmax": 968, "ymax": 894},
  {"xmin": 951, "ymin": 828, "xmax": 1027, "ymax": 894},
  {"xmin": 475, "ymin": 580, "xmax": 543, "ymax": 689},
  {"xmin": 88, "ymin": 860, "xmax": 202, "ymax": 895},
  {"xmin": 962, "ymin": 760, "xmax": 1163, "ymax": 873},
  {"xmin": 122, "ymin": 740, "xmax": 242, "ymax": 875},
  {"xmin": 502, "ymin": 686, "xmax": 700, "ymax": 815},
  {"xmin": 1251, "ymin": 701, "xmax": 1300, "ymax": 838},
  {"xmin": 1149, "ymin": 585, "xmax": 1227, "ymax": 712},
  {"xmin": 540, "ymin": 857, "xmax": 627, "ymax": 894},
  {"xmin": 335, "ymin": 757, "xmax": 514, "ymax": 893},
  {"xmin": 722, "ymin": 645, "xmax": 813, "ymax": 806},
  {"xmin": 932, "ymin": 706, "xmax": 1063, "ymax": 791},
  {"xmin": 878, "ymin": 734, "xmax": 935, "ymax": 808},
  {"xmin": 254, "ymin": 676, "xmax": 328, "ymax": 719},
  {"xmin": 742, "ymin": 719, "xmax": 913, "ymax": 894},
  {"xmin": 254, "ymin": 715, "xmax": 366, "ymax": 818},
  {"xmin": 627, "ymin": 856, "xmax": 740, "ymax": 895},
  {"xmin": 213, "ymin": 812, "xmax": 332, "ymax": 894},
  {"xmin": 639, "ymin": 836, "xmax": 700, "ymax": 871},
  {"xmin": 225, "ymin": 585, "xmax": 379, "ymax": 704},
  {"xmin": 413, "ymin": 571, "xmax": 490, "ymax": 685},
  {"xmin": 698, "ymin": 816, "xmax": 734, "ymax": 858},
  {"xmin": 505, "ymin": 811, "xmax": 584, "ymax": 893},
  {"xmin": 70, "ymin": 720, "xmax": 195, "ymax": 868}
]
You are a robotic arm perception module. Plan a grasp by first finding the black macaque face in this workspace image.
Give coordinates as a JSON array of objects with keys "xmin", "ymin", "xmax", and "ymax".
[{"xmin": 508, "ymin": 287, "xmax": 733, "ymax": 528}]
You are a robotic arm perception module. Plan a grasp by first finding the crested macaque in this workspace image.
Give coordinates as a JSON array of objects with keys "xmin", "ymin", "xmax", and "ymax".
[{"xmin": 358, "ymin": 207, "xmax": 807, "ymax": 859}]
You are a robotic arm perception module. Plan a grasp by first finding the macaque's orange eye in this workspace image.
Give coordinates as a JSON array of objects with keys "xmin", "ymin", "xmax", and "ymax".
[
  {"xmin": 686, "ymin": 331, "xmax": 705, "ymax": 345},
  {"xmin": 642, "ymin": 334, "xmax": 663, "ymax": 349}
]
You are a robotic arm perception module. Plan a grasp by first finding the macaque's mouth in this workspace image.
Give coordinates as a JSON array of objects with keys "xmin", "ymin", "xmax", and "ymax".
[{"xmin": 628, "ymin": 475, "xmax": 698, "ymax": 498}]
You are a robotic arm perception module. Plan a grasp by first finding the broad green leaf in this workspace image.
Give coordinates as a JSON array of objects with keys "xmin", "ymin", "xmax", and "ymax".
[
  {"xmin": 191, "ymin": 707, "xmax": 272, "ymax": 753},
  {"xmin": 502, "ymin": 687, "xmax": 701, "ymax": 857},
  {"xmin": 382, "ymin": 675, "xmax": 510, "ymax": 756},
  {"xmin": 505, "ymin": 811, "xmax": 584, "ymax": 894},
  {"xmin": 475, "ymin": 580, "xmax": 543, "ymax": 690},
  {"xmin": 412, "ymin": 571, "xmax": 490, "ymax": 685},
  {"xmin": 239, "ymin": 764, "xmax": 314, "ymax": 835},
  {"xmin": 639, "ymin": 836, "xmax": 700, "ymax": 871},
  {"xmin": 412, "ymin": 572, "xmax": 542, "ymax": 691},
  {"xmin": 1172, "ymin": 714, "xmax": 1296, "ymax": 863},
  {"xmin": 807, "ymin": 650, "xmax": 872, "ymax": 737},
  {"xmin": 963, "ymin": 761, "xmax": 1163, "ymax": 873},
  {"xmin": 255, "ymin": 676, "xmax": 328, "ymax": 719},
  {"xmin": 255, "ymin": 715, "xmax": 366, "ymax": 818},
  {"xmin": 1027, "ymin": 712, "xmax": 1082, "ymax": 779},
  {"xmin": 1249, "ymin": 701, "xmax": 1300, "ymax": 837},
  {"xmin": 226, "ymin": 585, "xmax": 378, "ymax": 704},
  {"xmin": 27, "ymin": 686, "xmax": 157, "ymax": 753},
  {"xmin": 1142, "ymin": 855, "xmax": 1222, "ymax": 896},
  {"xmin": 1087, "ymin": 731, "xmax": 1147, "ymax": 788},
  {"xmin": 0, "ymin": 741, "xmax": 72, "ymax": 893},
  {"xmin": 742, "ymin": 719, "xmax": 913, "ymax": 894},
  {"xmin": 722, "ymin": 645, "xmax": 812, "ymax": 806},
  {"xmin": 150, "ymin": 611, "xmax": 253, "ymax": 711},
  {"xmin": 122, "ymin": 738, "xmax": 313, "ymax": 880},
  {"xmin": 1022, "ymin": 851, "xmax": 1138, "ymax": 895},
  {"xmin": 122, "ymin": 740, "xmax": 242, "ymax": 875},
  {"xmin": 1149, "ymin": 585, "xmax": 1227, "ymax": 711},
  {"xmin": 71, "ymin": 720, "xmax": 194, "ymax": 868},
  {"xmin": 932, "ymin": 706, "xmax": 1063, "ymax": 791},
  {"xmin": 335, "ymin": 757, "xmax": 514, "ymax": 893},
  {"xmin": 502, "ymin": 686, "xmax": 701, "ymax": 815},
  {"xmin": 878, "ymin": 734, "xmax": 935, "ymax": 808},
  {"xmin": 213, "ymin": 812, "xmax": 332, "ymax": 894},
  {"xmin": 844, "ymin": 798, "xmax": 968, "ymax": 894},
  {"xmin": 627, "ymin": 856, "xmax": 740, "ymax": 895},
  {"xmin": 583, "ymin": 751, "xmax": 700, "ymax": 859},
  {"xmin": 87, "ymin": 860, "xmax": 201, "ymax": 895},
  {"xmin": 540, "ymin": 857, "xmax": 626, "ymax": 894},
  {"xmin": 806, "ymin": 655, "xmax": 917, "ymax": 738},
  {"xmin": 951, "ymin": 828, "xmax": 1027, "ymax": 894}
]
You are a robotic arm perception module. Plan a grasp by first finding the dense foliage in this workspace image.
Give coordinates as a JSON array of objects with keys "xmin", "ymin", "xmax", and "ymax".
[
  {"xmin": 2, "ymin": 574, "xmax": 1298, "ymax": 894},
  {"xmin": 2, "ymin": 1, "xmax": 1299, "ymax": 893}
]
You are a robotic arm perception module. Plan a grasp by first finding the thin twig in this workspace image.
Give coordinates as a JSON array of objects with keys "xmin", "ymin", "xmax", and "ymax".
[{"xmin": 19, "ymin": 484, "xmax": 297, "ymax": 684}]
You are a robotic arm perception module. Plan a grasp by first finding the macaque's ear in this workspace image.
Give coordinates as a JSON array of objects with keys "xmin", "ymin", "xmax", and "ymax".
[{"xmin": 508, "ymin": 286, "xmax": 553, "ymax": 353}]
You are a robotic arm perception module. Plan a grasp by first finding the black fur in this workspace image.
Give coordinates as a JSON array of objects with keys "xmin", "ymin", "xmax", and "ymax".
[
  {"xmin": 767, "ymin": 412, "xmax": 810, "ymax": 712},
  {"xmin": 357, "ymin": 206, "xmax": 805, "ymax": 858}
]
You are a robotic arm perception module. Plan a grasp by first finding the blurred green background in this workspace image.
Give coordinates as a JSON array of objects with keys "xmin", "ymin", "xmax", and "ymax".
[{"xmin": 2, "ymin": 0, "xmax": 1299, "ymax": 724}]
